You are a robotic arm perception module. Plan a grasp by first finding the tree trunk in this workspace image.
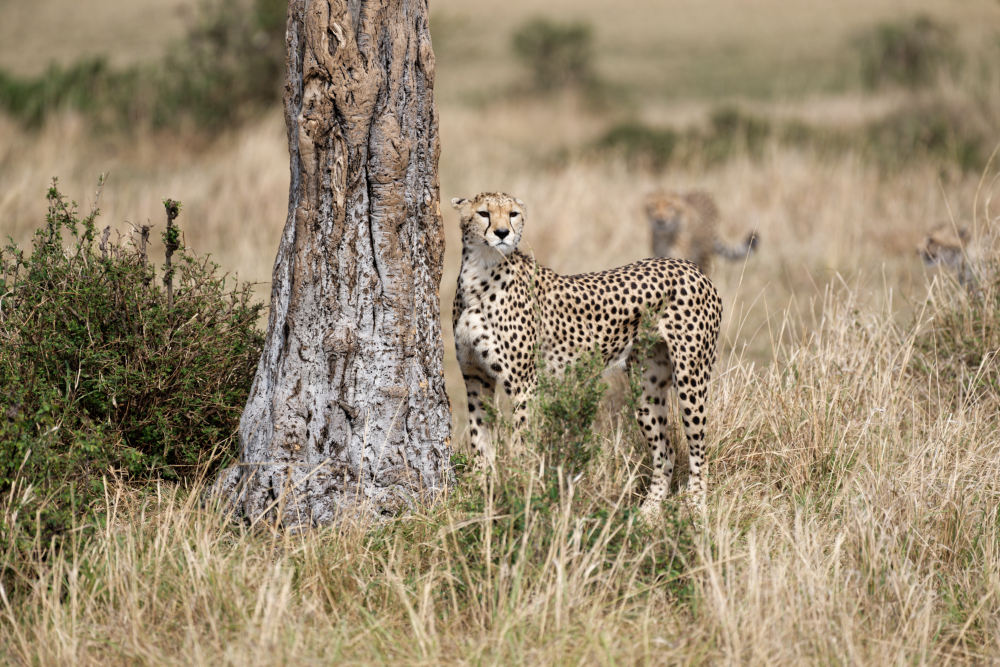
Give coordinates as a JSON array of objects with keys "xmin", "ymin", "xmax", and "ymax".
[{"xmin": 215, "ymin": 0, "xmax": 451, "ymax": 528}]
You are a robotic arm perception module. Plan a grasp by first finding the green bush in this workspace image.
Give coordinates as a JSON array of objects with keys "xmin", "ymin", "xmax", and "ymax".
[
  {"xmin": 0, "ymin": 181, "xmax": 264, "ymax": 549},
  {"xmin": 595, "ymin": 100, "xmax": 990, "ymax": 173},
  {"xmin": 701, "ymin": 106, "xmax": 774, "ymax": 163},
  {"xmin": 855, "ymin": 15, "xmax": 960, "ymax": 89},
  {"xmin": 527, "ymin": 349, "xmax": 608, "ymax": 480},
  {"xmin": 154, "ymin": 0, "xmax": 286, "ymax": 128},
  {"xmin": 512, "ymin": 18, "xmax": 597, "ymax": 91},
  {"xmin": 596, "ymin": 121, "xmax": 679, "ymax": 169},
  {"xmin": 595, "ymin": 107, "xmax": 775, "ymax": 169},
  {"xmin": 0, "ymin": 0, "xmax": 285, "ymax": 130},
  {"xmin": 0, "ymin": 59, "xmax": 115, "ymax": 128},
  {"xmin": 861, "ymin": 102, "xmax": 987, "ymax": 173}
]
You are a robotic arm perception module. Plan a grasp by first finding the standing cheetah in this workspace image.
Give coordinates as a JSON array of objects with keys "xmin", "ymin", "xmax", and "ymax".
[
  {"xmin": 452, "ymin": 192, "xmax": 723, "ymax": 512},
  {"xmin": 644, "ymin": 189, "xmax": 758, "ymax": 274}
]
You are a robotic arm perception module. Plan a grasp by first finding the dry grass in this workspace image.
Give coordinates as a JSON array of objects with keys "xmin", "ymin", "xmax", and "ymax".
[
  {"xmin": 3, "ymin": 0, "xmax": 1000, "ymax": 662},
  {"xmin": 3, "ymin": 269, "xmax": 999, "ymax": 663}
]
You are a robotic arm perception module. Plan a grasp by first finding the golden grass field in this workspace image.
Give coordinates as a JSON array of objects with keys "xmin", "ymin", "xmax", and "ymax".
[{"xmin": 2, "ymin": 0, "xmax": 1000, "ymax": 663}]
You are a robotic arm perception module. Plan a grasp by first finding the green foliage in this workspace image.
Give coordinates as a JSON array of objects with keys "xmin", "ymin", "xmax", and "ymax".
[
  {"xmin": 596, "ymin": 101, "xmax": 991, "ymax": 174},
  {"xmin": 860, "ymin": 102, "xmax": 987, "ymax": 174},
  {"xmin": 0, "ymin": 0, "xmax": 285, "ymax": 130},
  {"xmin": 625, "ymin": 306, "xmax": 667, "ymax": 412},
  {"xmin": 153, "ymin": 0, "xmax": 286, "ymax": 129},
  {"xmin": 0, "ymin": 181, "xmax": 264, "ymax": 549},
  {"xmin": 512, "ymin": 18, "xmax": 597, "ymax": 91},
  {"xmin": 596, "ymin": 122, "xmax": 679, "ymax": 170},
  {"xmin": 527, "ymin": 349, "xmax": 608, "ymax": 480},
  {"xmin": 0, "ymin": 59, "xmax": 114, "ymax": 128},
  {"xmin": 855, "ymin": 15, "xmax": 960, "ymax": 90},
  {"xmin": 701, "ymin": 106, "xmax": 774, "ymax": 162},
  {"xmin": 596, "ymin": 106, "xmax": 775, "ymax": 169}
]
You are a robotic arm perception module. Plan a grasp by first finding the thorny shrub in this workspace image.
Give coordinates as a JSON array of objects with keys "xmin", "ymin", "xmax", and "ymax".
[{"xmin": 0, "ymin": 180, "xmax": 263, "ymax": 553}]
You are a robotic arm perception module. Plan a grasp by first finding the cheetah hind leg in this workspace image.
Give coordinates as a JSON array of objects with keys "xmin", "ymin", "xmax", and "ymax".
[
  {"xmin": 658, "ymin": 314, "xmax": 714, "ymax": 510},
  {"xmin": 632, "ymin": 342, "xmax": 676, "ymax": 520}
]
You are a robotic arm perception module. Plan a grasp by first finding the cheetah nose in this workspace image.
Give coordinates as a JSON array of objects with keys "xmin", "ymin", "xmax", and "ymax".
[{"xmin": 494, "ymin": 228, "xmax": 510, "ymax": 240}]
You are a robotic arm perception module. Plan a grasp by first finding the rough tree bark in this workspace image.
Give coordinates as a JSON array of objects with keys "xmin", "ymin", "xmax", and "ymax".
[{"xmin": 215, "ymin": 0, "xmax": 451, "ymax": 527}]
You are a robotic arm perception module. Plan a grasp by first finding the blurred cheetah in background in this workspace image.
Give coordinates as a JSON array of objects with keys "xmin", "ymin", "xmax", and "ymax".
[
  {"xmin": 644, "ymin": 189, "xmax": 758, "ymax": 273},
  {"xmin": 919, "ymin": 223, "xmax": 978, "ymax": 288},
  {"xmin": 452, "ymin": 192, "xmax": 723, "ymax": 512}
]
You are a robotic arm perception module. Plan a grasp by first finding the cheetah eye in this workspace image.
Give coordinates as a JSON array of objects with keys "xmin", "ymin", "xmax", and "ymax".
[
  {"xmin": 477, "ymin": 210, "xmax": 490, "ymax": 220},
  {"xmin": 509, "ymin": 211, "xmax": 519, "ymax": 219}
]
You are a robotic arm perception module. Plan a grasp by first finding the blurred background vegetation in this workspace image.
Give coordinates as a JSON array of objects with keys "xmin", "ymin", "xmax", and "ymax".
[
  {"xmin": 0, "ymin": 0, "xmax": 997, "ymax": 165},
  {"xmin": 0, "ymin": 0, "xmax": 285, "ymax": 130}
]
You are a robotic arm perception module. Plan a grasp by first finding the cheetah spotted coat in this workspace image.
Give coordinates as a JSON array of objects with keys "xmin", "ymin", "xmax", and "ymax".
[{"xmin": 452, "ymin": 192, "xmax": 723, "ymax": 512}]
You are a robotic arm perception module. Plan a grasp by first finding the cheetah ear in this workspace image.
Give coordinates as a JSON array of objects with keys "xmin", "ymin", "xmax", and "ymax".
[{"xmin": 450, "ymin": 197, "xmax": 468, "ymax": 210}]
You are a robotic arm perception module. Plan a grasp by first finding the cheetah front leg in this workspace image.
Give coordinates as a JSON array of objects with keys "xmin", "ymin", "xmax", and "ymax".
[
  {"xmin": 500, "ymin": 368, "xmax": 538, "ymax": 440},
  {"xmin": 460, "ymin": 365, "xmax": 497, "ymax": 469}
]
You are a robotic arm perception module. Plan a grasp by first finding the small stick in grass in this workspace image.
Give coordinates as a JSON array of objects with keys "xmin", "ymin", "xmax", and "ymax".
[{"xmin": 163, "ymin": 199, "xmax": 181, "ymax": 309}]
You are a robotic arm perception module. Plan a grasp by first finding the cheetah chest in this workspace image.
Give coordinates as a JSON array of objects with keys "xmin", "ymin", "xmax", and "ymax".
[
  {"xmin": 454, "ymin": 263, "xmax": 533, "ymax": 373},
  {"xmin": 454, "ymin": 306, "xmax": 490, "ymax": 368}
]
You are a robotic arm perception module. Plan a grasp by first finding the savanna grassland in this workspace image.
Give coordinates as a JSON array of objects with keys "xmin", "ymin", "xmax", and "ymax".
[{"xmin": 2, "ymin": 0, "xmax": 1000, "ymax": 663}]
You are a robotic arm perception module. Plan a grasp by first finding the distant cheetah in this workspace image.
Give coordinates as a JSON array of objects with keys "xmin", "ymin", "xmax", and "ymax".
[
  {"xmin": 918, "ymin": 223, "xmax": 977, "ymax": 288},
  {"xmin": 645, "ymin": 189, "xmax": 758, "ymax": 274},
  {"xmin": 452, "ymin": 192, "xmax": 723, "ymax": 512}
]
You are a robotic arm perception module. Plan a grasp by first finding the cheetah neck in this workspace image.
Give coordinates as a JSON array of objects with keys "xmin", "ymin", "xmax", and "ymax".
[
  {"xmin": 457, "ymin": 247, "xmax": 539, "ymax": 304},
  {"xmin": 460, "ymin": 243, "xmax": 505, "ymax": 275}
]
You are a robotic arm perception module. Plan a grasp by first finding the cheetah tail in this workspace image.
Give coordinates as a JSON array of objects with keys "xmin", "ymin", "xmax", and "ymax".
[{"xmin": 713, "ymin": 231, "xmax": 760, "ymax": 261}]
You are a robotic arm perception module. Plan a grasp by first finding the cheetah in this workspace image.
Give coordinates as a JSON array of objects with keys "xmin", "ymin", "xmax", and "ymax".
[
  {"xmin": 644, "ymin": 189, "xmax": 758, "ymax": 274},
  {"xmin": 452, "ymin": 192, "xmax": 723, "ymax": 512},
  {"xmin": 918, "ymin": 223, "xmax": 978, "ymax": 288}
]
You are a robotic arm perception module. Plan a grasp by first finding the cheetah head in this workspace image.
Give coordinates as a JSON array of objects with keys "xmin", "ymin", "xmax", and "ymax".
[
  {"xmin": 919, "ymin": 223, "xmax": 969, "ymax": 270},
  {"xmin": 451, "ymin": 192, "xmax": 526, "ymax": 257},
  {"xmin": 643, "ymin": 190, "xmax": 688, "ymax": 242}
]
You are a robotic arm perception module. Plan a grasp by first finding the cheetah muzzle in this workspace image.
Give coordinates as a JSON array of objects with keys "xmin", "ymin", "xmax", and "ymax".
[{"xmin": 451, "ymin": 192, "xmax": 724, "ymax": 515}]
